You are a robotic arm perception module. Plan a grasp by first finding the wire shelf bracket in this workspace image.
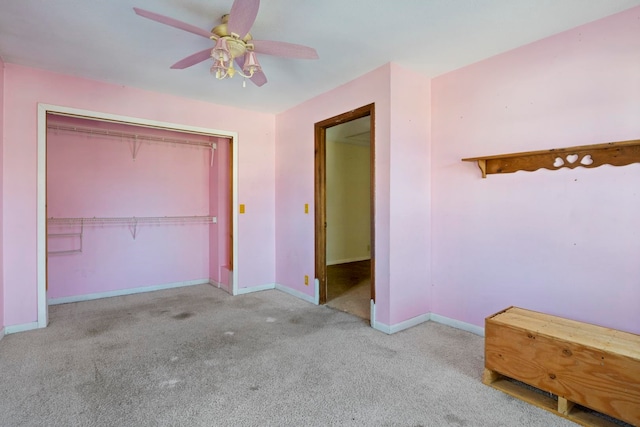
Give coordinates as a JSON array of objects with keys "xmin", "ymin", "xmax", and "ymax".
[{"xmin": 47, "ymin": 221, "xmax": 84, "ymax": 255}]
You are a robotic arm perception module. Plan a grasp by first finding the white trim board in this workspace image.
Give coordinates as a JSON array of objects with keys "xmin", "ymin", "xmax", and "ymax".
[
  {"xmin": 5, "ymin": 321, "xmax": 40, "ymax": 335},
  {"xmin": 37, "ymin": 103, "xmax": 239, "ymax": 330},
  {"xmin": 275, "ymin": 284, "xmax": 317, "ymax": 305},
  {"xmin": 235, "ymin": 283, "xmax": 276, "ymax": 295},
  {"xmin": 47, "ymin": 279, "xmax": 211, "ymax": 306},
  {"xmin": 370, "ymin": 309, "xmax": 484, "ymax": 336},
  {"xmin": 370, "ymin": 299, "xmax": 376, "ymax": 328},
  {"xmin": 228, "ymin": 284, "xmax": 317, "ymax": 304},
  {"xmin": 372, "ymin": 313, "xmax": 431, "ymax": 335},
  {"xmin": 430, "ymin": 313, "xmax": 485, "ymax": 337},
  {"xmin": 209, "ymin": 279, "xmax": 232, "ymax": 295}
]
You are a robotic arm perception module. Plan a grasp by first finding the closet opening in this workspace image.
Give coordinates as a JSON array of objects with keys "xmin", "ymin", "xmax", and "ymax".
[{"xmin": 36, "ymin": 104, "xmax": 238, "ymax": 327}]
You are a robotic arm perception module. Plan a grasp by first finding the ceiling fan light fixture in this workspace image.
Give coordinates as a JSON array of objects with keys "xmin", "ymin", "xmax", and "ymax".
[
  {"xmin": 211, "ymin": 37, "xmax": 231, "ymax": 62},
  {"xmin": 133, "ymin": 0, "xmax": 318, "ymax": 88},
  {"xmin": 227, "ymin": 62, "xmax": 237, "ymax": 78},
  {"xmin": 209, "ymin": 36, "xmax": 258, "ymax": 83},
  {"xmin": 211, "ymin": 58, "xmax": 229, "ymax": 79},
  {"xmin": 242, "ymin": 51, "xmax": 261, "ymax": 77}
]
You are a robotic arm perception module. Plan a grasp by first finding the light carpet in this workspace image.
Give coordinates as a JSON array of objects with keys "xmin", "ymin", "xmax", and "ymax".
[{"xmin": 0, "ymin": 284, "xmax": 576, "ymax": 427}]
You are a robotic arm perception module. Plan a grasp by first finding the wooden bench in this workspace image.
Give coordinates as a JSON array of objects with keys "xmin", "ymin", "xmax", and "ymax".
[{"xmin": 483, "ymin": 307, "xmax": 640, "ymax": 427}]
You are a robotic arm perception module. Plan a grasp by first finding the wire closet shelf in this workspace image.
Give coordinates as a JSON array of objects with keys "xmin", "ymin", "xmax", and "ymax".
[
  {"xmin": 47, "ymin": 215, "xmax": 216, "ymax": 225},
  {"xmin": 46, "ymin": 123, "xmax": 219, "ymax": 165},
  {"xmin": 47, "ymin": 216, "xmax": 216, "ymax": 244},
  {"xmin": 46, "ymin": 124, "xmax": 216, "ymax": 149}
]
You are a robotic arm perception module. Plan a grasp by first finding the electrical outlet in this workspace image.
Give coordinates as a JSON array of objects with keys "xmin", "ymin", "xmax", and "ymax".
[{"xmin": 304, "ymin": 275, "xmax": 309, "ymax": 286}]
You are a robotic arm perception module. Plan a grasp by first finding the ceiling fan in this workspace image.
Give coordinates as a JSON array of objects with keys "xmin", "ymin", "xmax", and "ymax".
[{"xmin": 134, "ymin": 0, "xmax": 319, "ymax": 87}]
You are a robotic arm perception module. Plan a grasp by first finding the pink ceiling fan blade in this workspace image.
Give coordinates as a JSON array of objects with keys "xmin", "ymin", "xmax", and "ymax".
[
  {"xmin": 234, "ymin": 57, "xmax": 267, "ymax": 86},
  {"xmin": 133, "ymin": 7, "xmax": 212, "ymax": 39},
  {"xmin": 251, "ymin": 40, "xmax": 318, "ymax": 59},
  {"xmin": 227, "ymin": 0, "xmax": 260, "ymax": 38},
  {"xmin": 171, "ymin": 48, "xmax": 213, "ymax": 69},
  {"xmin": 249, "ymin": 70, "xmax": 268, "ymax": 87}
]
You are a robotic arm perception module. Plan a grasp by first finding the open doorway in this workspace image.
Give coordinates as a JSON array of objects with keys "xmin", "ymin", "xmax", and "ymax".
[{"xmin": 315, "ymin": 104, "xmax": 375, "ymax": 320}]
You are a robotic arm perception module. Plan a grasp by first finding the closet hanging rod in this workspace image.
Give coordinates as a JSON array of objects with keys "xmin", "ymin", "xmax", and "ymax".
[
  {"xmin": 48, "ymin": 215, "xmax": 216, "ymax": 225},
  {"xmin": 47, "ymin": 124, "xmax": 215, "ymax": 149}
]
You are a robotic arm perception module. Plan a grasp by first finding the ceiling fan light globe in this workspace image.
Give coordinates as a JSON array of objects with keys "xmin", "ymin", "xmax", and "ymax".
[
  {"xmin": 212, "ymin": 50, "xmax": 230, "ymax": 62},
  {"xmin": 242, "ymin": 51, "xmax": 261, "ymax": 75},
  {"xmin": 210, "ymin": 66, "xmax": 220, "ymax": 79},
  {"xmin": 211, "ymin": 60, "xmax": 228, "ymax": 80},
  {"xmin": 212, "ymin": 38, "xmax": 231, "ymax": 62}
]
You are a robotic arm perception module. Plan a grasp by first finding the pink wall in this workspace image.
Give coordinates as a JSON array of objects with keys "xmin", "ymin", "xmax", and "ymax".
[
  {"xmin": 275, "ymin": 65, "xmax": 391, "ymax": 321},
  {"xmin": 0, "ymin": 57, "xmax": 4, "ymax": 332},
  {"xmin": 47, "ymin": 115, "xmax": 213, "ymax": 299},
  {"xmin": 2, "ymin": 64, "xmax": 275, "ymax": 327},
  {"xmin": 388, "ymin": 65, "xmax": 432, "ymax": 324},
  {"xmin": 431, "ymin": 7, "xmax": 640, "ymax": 334},
  {"xmin": 275, "ymin": 63, "xmax": 432, "ymax": 327}
]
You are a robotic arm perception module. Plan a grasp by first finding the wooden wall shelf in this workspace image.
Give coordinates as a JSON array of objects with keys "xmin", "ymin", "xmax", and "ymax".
[{"xmin": 462, "ymin": 139, "xmax": 640, "ymax": 178}]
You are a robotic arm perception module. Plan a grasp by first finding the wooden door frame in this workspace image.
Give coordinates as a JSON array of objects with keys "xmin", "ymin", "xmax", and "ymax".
[{"xmin": 315, "ymin": 103, "xmax": 375, "ymax": 305}]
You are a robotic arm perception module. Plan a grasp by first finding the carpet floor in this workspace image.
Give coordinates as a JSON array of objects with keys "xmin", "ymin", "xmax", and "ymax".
[{"xmin": 0, "ymin": 284, "xmax": 577, "ymax": 427}]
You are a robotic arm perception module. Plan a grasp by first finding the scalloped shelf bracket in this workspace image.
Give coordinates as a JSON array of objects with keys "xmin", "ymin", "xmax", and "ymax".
[{"xmin": 462, "ymin": 139, "xmax": 640, "ymax": 178}]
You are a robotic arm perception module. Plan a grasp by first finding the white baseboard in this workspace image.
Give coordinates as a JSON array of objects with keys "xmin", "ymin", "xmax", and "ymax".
[
  {"xmin": 370, "ymin": 299, "xmax": 376, "ymax": 328},
  {"xmin": 369, "ymin": 311, "xmax": 483, "ymax": 336},
  {"xmin": 5, "ymin": 321, "xmax": 40, "ymax": 335},
  {"xmin": 372, "ymin": 312, "xmax": 431, "ymax": 335},
  {"xmin": 47, "ymin": 279, "xmax": 211, "ymax": 305},
  {"xmin": 326, "ymin": 256, "xmax": 371, "ymax": 266},
  {"xmin": 430, "ymin": 313, "xmax": 485, "ymax": 337},
  {"xmin": 275, "ymin": 284, "xmax": 317, "ymax": 305},
  {"xmin": 235, "ymin": 283, "xmax": 276, "ymax": 295},
  {"xmin": 209, "ymin": 280, "xmax": 232, "ymax": 295}
]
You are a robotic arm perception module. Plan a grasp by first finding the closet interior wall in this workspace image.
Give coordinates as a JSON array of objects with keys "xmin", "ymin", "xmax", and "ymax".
[{"xmin": 46, "ymin": 114, "xmax": 230, "ymax": 302}]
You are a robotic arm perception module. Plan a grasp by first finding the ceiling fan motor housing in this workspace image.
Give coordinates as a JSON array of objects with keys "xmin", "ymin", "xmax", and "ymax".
[{"xmin": 211, "ymin": 15, "xmax": 254, "ymax": 59}]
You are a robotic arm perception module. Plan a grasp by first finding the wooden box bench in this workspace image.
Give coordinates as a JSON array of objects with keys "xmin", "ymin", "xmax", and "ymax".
[{"xmin": 483, "ymin": 307, "xmax": 640, "ymax": 427}]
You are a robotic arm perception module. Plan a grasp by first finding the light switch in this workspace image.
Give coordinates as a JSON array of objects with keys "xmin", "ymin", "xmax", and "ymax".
[
  {"xmin": 239, "ymin": 204, "xmax": 245, "ymax": 214},
  {"xmin": 304, "ymin": 203, "xmax": 309, "ymax": 214}
]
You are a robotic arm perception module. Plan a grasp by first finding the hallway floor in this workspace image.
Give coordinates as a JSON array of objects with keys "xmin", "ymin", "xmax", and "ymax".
[{"xmin": 326, "ymin": 260, "xmax": 371, "ymax": 321}]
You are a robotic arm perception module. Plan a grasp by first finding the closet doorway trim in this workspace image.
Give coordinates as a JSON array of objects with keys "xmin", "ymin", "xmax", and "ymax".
[{"xmin": 37, "ymin": 103, "xmax": 239, "ymax": 328}]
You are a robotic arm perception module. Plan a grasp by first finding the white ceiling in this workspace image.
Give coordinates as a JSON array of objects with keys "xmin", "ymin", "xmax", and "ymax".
[{"xmin": 1, "ymin": 0, "xmax": 639, "ymax": 114}]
